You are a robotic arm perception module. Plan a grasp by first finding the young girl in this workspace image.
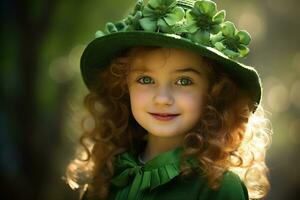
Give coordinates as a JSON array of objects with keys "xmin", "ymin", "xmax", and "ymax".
[{"xmin": 66, "ymin": 0, "xmax": 271, "ymax": 199}]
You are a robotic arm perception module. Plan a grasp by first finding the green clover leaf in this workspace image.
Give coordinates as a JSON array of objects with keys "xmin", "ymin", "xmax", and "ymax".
[
  {"xmin": 95, "ymin": 30, "xmax": 105, "ymax": 38},
  {"xmin": 186, "ymin": 0, "xmax": 226, "ymax": 45},
  {"xmin": 139, "ymin": 0, "xmax": 185, "ymax": 33},
  {"xmin": 105, "ymin": 22, "xmax": 119, "ymax": 33},
  {"xmin": 236, "ymin": 30, "xmax": 251, "ymax": 45},
  {"xmin": 123, "ymin": 0, "xmax": 145, "ymax": 31},
  {"xmin": 211, "ymin": 21, "xmax": 251, "ymax": 59},
  {"xmin": 132, "ymin": 0, "xmax": 145, "ymax": 14},
  {"xmin": 197, "ymin": 0, "xmax": 217, "ymax": 17},
  {"xmin": 124, "ymin": 11, "xmax": 143, "ymax": 31},
  {"xmin": 95, "ymin": 20, "xmax": 128, "ymax": 38}
]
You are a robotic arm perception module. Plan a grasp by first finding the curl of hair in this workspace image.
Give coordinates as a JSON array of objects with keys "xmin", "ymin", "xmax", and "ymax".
[{"xmin": 65, "ymin": 46, "xmax": 272, "ymax": 200}]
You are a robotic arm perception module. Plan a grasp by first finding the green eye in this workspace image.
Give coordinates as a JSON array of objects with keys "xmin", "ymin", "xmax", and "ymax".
[
  {"xmin": 137, "ymin": 76, "xmax": 154, "ymax": 84},
  {"xmin": 177, "ymin": 78, "xmax": 193, "ymax": 86}
]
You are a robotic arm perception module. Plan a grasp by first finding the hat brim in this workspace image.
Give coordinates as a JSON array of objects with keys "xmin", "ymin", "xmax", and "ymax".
[{"xmin": 80, "ymin": 31, "xmax": 262, "ymax": 105}]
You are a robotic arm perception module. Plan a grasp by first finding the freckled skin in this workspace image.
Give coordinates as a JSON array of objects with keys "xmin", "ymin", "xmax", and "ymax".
[{"xmin": 127, "ymin": 48, "xmax": 210, "ymax": 142}]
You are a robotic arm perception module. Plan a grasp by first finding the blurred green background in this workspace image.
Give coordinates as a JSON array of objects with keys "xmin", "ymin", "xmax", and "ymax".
[{"xmin": 1, "ymin": 0, "xmax": 299, "ymax": 199}]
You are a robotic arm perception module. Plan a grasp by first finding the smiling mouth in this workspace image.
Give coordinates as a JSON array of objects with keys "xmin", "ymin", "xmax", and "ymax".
[
  {"xmin": 149, "ymin": 113, "xmax": 180, "ymax": 121},
  {"xmin": 149, "ymin": 113, "xmax": 180, "ymax": 116}
]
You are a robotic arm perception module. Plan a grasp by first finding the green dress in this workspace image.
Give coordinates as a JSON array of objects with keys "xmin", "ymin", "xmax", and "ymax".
[{"xmin": 82, "ymin": 147, "xmax": 249, "ymax": 200}]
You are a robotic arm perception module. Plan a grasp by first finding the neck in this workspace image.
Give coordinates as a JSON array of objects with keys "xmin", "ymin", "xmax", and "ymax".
[{"xmin": 142, "ymin": 133, "xmax": 184, "ymax": 162}]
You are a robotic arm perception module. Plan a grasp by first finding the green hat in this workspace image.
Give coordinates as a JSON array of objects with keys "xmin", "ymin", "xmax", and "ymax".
[{"xmin": 80, "ymin": 0, "xmax": 262, "ymax": 109}]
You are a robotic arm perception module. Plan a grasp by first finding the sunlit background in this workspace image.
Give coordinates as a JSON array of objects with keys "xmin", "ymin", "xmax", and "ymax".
[{"xmin": 1, "ymin": 0, "xmax": 299, "ymax": 199}]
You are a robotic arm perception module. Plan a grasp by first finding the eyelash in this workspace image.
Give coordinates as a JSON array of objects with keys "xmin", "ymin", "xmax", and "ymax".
[{"xmin": 136, "ymin": 76, "xmax": 194, "ymax": 86}]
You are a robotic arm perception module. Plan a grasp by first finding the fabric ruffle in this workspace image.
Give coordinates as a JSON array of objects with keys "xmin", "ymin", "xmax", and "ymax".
[{"xmin": 110, "ymin": 147, "xmax": 191, "ymax": 199}]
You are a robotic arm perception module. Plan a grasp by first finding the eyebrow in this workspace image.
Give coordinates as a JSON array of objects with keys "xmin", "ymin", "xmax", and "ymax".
[
  {"xmin": 130, "ymin": 66, "xmax": 202, "ymax": 76},
  {"xmin": 174, "ymin": 68, "xmax": 202, "ymax": 76}
]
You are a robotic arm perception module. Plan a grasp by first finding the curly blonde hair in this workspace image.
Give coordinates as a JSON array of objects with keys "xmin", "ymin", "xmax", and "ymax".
[{"xmin": 65, "ymin": 46, "xmax": 271, "ymax": 200}]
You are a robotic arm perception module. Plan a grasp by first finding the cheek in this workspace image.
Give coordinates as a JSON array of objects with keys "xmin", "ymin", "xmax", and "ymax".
[
  {"xmin": 129, "ymin": 87, "xmax": 151, "ymax": 110},
  {"xmin": 178, "ymin": 91, "xmax": 205, "ymax": 112}
]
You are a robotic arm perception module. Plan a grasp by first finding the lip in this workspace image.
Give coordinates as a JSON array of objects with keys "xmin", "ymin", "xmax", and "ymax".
[{"xmin": 149, "ymin": 112, "xmax": 180, "ymax": 121}]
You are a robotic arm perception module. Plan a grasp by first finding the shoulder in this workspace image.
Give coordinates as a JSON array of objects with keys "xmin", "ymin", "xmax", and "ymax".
[
  {"xmin": 196, "ymin": 170, "xmax": 248, "ymax": 200},
  {"xmin": 213, "ymin": 171, "xmax": 249, "ymax": 200}
]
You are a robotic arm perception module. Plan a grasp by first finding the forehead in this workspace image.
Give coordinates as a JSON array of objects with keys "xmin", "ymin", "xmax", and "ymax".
[{"xmin": 129, "ymin": 47, "xmax": 209, "ymax": 74}]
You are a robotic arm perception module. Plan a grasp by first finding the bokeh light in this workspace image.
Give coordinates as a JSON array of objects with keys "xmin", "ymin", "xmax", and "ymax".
[
  {"xmin": 290, "ymin": 80, "xmax": 300, "ymax": 109},
  {"xmin": 264, "ymin": 76, "xmax": 290, "ymax": 113},
  {"xmin": 237, "ymin": 5, "xmax": 266, "ymax": 42},
  {"xmin": 267, "ymin": 83, "xmax": 290, "ymax": 112},
  {"xmin": 291, "ymin": 51, "xmax": 300, "ymax": 73},
  {"xmin": 288, "ymin": 119, "xmax": 300, "ymax": 145},
  {"xmin": 49, "ymin": 57, "xmax": 75, "ymax": 83}
]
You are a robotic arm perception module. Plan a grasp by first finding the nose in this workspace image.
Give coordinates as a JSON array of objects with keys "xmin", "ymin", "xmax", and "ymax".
[{"xmin": 153, "ymin": 85, "xmax": 174, "ymax": 106}]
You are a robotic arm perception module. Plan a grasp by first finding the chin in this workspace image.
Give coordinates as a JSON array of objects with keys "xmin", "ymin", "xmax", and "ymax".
[{"xmin": 147, "ymin": 130, "xmax": 184, "ymax": 138}]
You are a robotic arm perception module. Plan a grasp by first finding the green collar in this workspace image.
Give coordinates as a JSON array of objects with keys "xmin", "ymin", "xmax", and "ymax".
[{"xmin": 110, "ymin": 147, "xmax": 197, "ymax": 199}]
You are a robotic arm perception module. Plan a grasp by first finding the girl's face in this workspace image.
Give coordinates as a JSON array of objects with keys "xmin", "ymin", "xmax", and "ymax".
[{"xmin": 127, "ymin": 47, "xmax": 210, "ymax": 139}]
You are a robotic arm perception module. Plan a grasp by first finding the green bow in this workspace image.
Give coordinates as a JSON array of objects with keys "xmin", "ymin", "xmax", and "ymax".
[
  {"xmin": 111, "ymin": 147, "xmax": 199, "ymax": 200},
  {"xmin": 110, "ymin": 148, "xmax": 187, "ymax": 199}
]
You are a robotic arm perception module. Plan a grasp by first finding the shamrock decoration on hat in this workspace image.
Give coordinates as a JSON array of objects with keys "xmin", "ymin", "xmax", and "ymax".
[{"xmin": 95, "ymin": 0, "xmax": 251, "ymax": 59}]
